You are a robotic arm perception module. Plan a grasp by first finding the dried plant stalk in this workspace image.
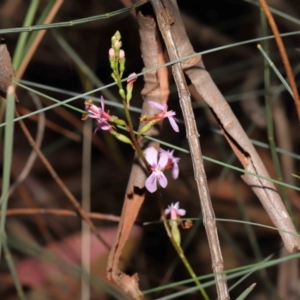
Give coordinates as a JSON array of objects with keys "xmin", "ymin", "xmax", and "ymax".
[{"xmin": 150, "ymin": 0, "xmax": 230, "ymax": 299}]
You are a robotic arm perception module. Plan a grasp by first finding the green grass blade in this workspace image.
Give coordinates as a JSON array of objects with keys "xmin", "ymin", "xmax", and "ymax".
[
  {"xmin": 23, "ymin": 0, "xmax": 56, "ymax": 54},
  {"xmin": 257, "ymin": 44, "xmax": 293, "ymax": 96},
  {"xmin": 236, "ymin": 283, "xmax": 256, "ymax": 300},
  {"xmin": 13, "ymin": 0, "xmax": 39, "ymax": 70},
  {"xmin": 3, "ymin": 238, "xmax": 27, "ymax": 300},
  {"xmin": 0, "ymin": 2, "xmax": 145, "ymax": 35},
  {"xmin": 0, "ymin": 86, "xmax": 16, "ymax": 260}
]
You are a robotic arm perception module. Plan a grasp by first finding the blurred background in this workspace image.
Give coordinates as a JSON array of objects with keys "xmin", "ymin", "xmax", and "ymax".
[{"xmin": 0, "ymin": 0, "xmax": 300, "ymax": 299}]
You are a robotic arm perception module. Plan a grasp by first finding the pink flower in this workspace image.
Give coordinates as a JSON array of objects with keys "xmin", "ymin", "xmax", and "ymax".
[
  {"xmin": 148, "ymin": 101, "xmax": 179, "ymax": 132},
  {"xmin": 85, "ymin": 96, "xmax": 112, "ymax": 132},
  {"xmin": 164, "ymin": 202, "xmax": 186, "ymax": 220},
  {"xmin": 144, "ymin": 147, "xmax": 169, "ymax": 193},
  {"xmin": 108, "ymin": 48, "xmax": 115, "ymax": 58},
  {"xmin": 159, "ymin": 148, "xmax": 180, "ymax": 179},
  {"xmin": 119, "ymin": 49, "xmax": 125, "ymax": 59},
  {"xmin": 127, "ymin": 72, "xmax": 137, "ymax": 87}
]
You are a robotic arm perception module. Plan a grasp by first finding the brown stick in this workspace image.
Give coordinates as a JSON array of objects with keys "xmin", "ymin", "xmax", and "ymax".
[
  {"xmin": 259, "ymin": 0, "xmax": 300, "ymax": 123},
  {"xmin": 3, "ymin": 207, "xmax": 120, "ymax": 222},
  {"xmin": 161, "ymin": 0, "xmax": 300, "ymax": 253},
  {"xmin": 106, "ymin": 11, "xmax": 168, "ymax": 299},
  {"xmin": 150, "ymin": 1, "xmax": 230, "ymax": 299}
]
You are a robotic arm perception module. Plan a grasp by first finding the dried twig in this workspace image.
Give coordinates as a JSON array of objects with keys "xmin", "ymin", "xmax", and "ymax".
[
  {"xmin": 149, "ymin": 1, "xmax": 230, "ymax": 299},
  {"xmin": 3, "ymin": 208, "xmax": 121, "ymax": 222},
  {"xmin": 17, "ymin": 105, "xmax": 81, "ymax": 142}
]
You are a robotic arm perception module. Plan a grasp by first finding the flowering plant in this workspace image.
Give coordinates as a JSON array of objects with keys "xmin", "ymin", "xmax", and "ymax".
[{"xmin": 83, "ymin": 31, "xmax": 181, "ymax": 193}]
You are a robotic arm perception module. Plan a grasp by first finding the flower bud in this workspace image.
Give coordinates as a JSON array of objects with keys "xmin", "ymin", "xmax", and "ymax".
[
  {"xmin": 111, "ymin": 131, "xmax": 133, "ymax": 146},
  {"xmin": 110, "ymin": 115, "xmax": 127, "ymax": 126},
  {"xmin": 109, "ymin": 48, "xmax": 115, "ymax": 58},
  {"xmin": 126, "ymin": 73, "xmax": 137, "ymax": 103},
  {"xmin": 114, "ymin": 31, "xmax": 121, "ymax": 41},
  {"xmin": 119, "ymin": 49, "xmax": 125, "ymax": 60},
  {"xmin": 170, "ymin": 221, "xmax": 181, "ymax": 247},
  {"xmin": 127, "ymin": 72, "xmax": 137, "ymax": 87},
  {"xmin": 138, "ymin": 120, "xmax": 156, "ymax": 135},
  {"xmin": 119, "ymin": 57, "xmax": 126, "ymax": 76},
  {"xmin": 114, "ymin": 40, "xmax": 122, "ymax": 49}
]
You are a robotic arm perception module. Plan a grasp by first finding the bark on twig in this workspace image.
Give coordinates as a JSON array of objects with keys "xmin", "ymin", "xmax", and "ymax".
[
  {"xmin": 160, "ymin": 0, "xmax": 300, "ymax": 252},
  {"xmin": 106, "ymin": 11, "xmax": 169, "ymax": 299},
  {"xmin": 150, "ymin": 0, "xmax": 230, "ymax": 299}
]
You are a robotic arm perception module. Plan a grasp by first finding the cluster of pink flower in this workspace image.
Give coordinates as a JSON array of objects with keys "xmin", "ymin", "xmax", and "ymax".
[
  {"xmin": 85, "ymin": 96, "xmax": 181, "ymax": 193},
  {"xmin": 84, "ymin": 96, "xmax": 112, "ymax": 133},
  {"xmin": 85, "ymin": 95, "xmax": 181, "ymax": 192},
  {"xmin": 84, "ymin": 29, "xmax": 182, "ymax": 195},
  {"xmin": 144, "ymin": 147, "xmax": 179, "ymax": 193},
  {"xmin": 83, "ymin": 30, "xmax": 186, "ymax": 225}
]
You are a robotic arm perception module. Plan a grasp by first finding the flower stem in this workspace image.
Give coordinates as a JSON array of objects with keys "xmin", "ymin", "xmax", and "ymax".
[
  {"xmin": 157, "ymin": 189, "xmax": 210, "ymax": 300},
  {"xmin": 115, "ymin": 74, "xmax": 149, "ymax": 169}
]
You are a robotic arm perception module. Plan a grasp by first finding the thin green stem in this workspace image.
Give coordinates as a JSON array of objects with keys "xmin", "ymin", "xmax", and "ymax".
[
  {"xmin": 0, "ymin": 2, "xmax": 145, "ymax": 35},
  {"xmin": 157, "ymin": 189, "xmax": 210, "ymax": 300},
  {"xmin": 3, "ymin": 237, "xmax": 27, "ymax": 300},
  {"xmin": 23, "ymin": 0, "xmax": 55, "ymax": 54},
  {"xmin": 111, "ymin": 53, "xmax": 149, "ymax": 168},
  {"xmin": 259, "ymin": 7, "xmax": 291, "ymax": 213},
  {"xmin": 0, "ymin": 87, "xmax": 16, "ymax": 260},
  {"xmin": 13, "ymin": 0, "xmax": 39, "ymax": 70}
]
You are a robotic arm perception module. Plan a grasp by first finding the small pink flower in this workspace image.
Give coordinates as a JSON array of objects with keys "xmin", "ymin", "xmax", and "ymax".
[
  {"xmin": 160, "ymin": 148, "xmax": 180, "ymax": 179},
  {"xmin": 85, "ymin": 96, "xmax": 112, "ymax": 132},
  {"xmin": 165, "ymin": 202, "xmax": 186, "ymax": 220},
  {"xmin": 127, "ymin": 72, "xmax": 137, "ymax": 87},
  {"xmin": 119, "ymin": 49, "xmax": 125, "ymax": 59},
  {"xmin": 144, "ymin": 147, "xmax": 169, "ymax": 193},
  {"xmin": 148, "ymin": 101, "xmax": 179, "ymax": 132},
  {"xmin": 109, "ymin": 48, "xmax": 115, "ymax": 58}
]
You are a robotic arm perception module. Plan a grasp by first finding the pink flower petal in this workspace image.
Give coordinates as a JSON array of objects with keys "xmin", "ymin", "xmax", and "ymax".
[
  {"xmin": 145, "ymin": 147, "xmax": 158, "ymax": 166},
  {"xmin": 158, "ymin": 172, "xmax": 168, "ymax": 188},
  {"xmin": 148, "ymin": 101, "xmax": 166, "ymax": 112},
  {"xmin": 127, "ymin": 73, "xmax": 137, "ymax": 86},
  {"xmin": 168, "ymin": 116, "xmax": 179, "ymax": 132},
  {"xmin": 158, "ymin": 152, "xmax": 169, "ymax": 169},
  {"xmin": 145, "ymin": 173, "xmax": 158, "ymax": 193},
  {"xmin": 164, "ymin": 202, "xmax": 186, "ymax": 219},
  {"xmin": 172, "ymin": 163, "xmax": 179, "ymax": 179},
  {"xmin": 164, "ymin": 208, "xmax": 171, "ymax": 215},
  {"xmin": 87, "ymin": 104, "xmax": 101, "ymax": 119},
  {"xmin": 177, "ymin": 208, "xmax": 186, "ymax": 216},
  {"xmin": 100, "ymin": 96, "xmax": 105, "ymax": 111}
]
